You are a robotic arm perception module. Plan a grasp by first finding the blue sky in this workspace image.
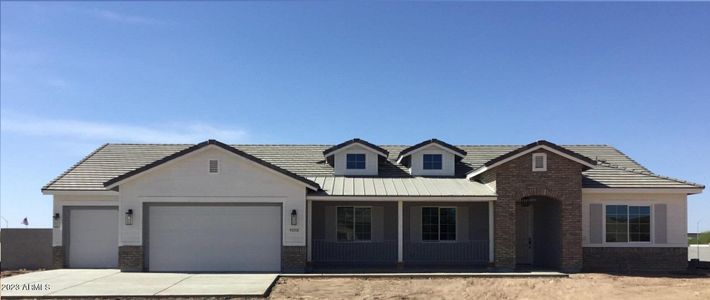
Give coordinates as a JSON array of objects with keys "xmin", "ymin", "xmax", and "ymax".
[{"xmin": 1, "ymin": 2, "xmax": 708, "ymax": 230}]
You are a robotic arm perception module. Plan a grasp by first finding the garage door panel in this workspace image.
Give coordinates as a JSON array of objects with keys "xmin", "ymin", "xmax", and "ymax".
[
  {"xmin": 148, "ymin": 205, "xmax": 281, "ymax": 272},
  {"xmin": 68, "ymin": 208, "xmax": 119, "ymax": 268}
]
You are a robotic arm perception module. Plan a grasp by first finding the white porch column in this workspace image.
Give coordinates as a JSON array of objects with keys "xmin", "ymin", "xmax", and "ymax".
[
  {"xmin": 397, "ymin": 200, "xmax": 403, "ymax": 263},
  {"xmin": 307, "ymin": 199, "xmax": 312, "ymax": 262},
  {"xmin": 489, "ymin": 200, "xmax": 495, "ymax": 263}
]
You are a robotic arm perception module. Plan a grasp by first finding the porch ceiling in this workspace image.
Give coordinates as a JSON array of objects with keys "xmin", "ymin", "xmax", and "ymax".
[{"xmin": 307, "ymin": 177, "xmax": 496, "ymax": 197}]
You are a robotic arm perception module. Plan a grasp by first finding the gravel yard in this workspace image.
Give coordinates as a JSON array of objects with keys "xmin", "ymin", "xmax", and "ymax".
[{"xmin": 269, "ymin": 273, "xmax": 710, "ymax": 299}]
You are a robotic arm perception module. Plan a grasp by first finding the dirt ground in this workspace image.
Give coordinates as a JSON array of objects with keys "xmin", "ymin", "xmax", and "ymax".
[
  {"xmin": 0, "ymin": 269, "xmax": 35, "ymax": 278},
  {"xmin": 268, "ymin": 273, "xmax": 710, "ymax": 299}
]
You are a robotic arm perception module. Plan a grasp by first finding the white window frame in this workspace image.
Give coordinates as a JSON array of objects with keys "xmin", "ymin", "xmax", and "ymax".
[
  {"xmin": 208, "ymin": 159, "xmax": 220, "ymax": 174},
  {"xmin": 532, "ymin": 153, "xmax": 547, "ymax": 172},
  {"xmin": 421, "ymin": 206, "xmax": 457, "ymax": 242},
  {"xmin": 602, "ymin": 203, "xmax": 654, "ymax": 245},
  {"xmin": 335, "ymin": 206, "xmax": 373, "ymax": 243}
]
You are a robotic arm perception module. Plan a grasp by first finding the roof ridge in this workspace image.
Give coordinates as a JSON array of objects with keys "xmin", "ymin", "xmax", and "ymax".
[
  {"xmin": 42, "ymin": 143, "xmax": 109, "ymax": 191},
  {"xmin": 108, "ymin": 143, "xmax": 193, "ymax": 146},
  {"xmin": 596, "ymin": 162, "xmax": 704, "ymax": 188}
]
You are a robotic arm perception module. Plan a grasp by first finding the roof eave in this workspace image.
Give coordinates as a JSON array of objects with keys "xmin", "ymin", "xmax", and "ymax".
[{"xmin": 582, "ymin": 187, "xmax": 704, "ymax": 195}]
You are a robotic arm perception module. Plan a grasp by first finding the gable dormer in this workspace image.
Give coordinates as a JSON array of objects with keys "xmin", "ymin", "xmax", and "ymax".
[
  {"xmin": 323, "ymin": 138, "xmax": 389, "ymax": 176},
  {"xmin": 396, "ymin": 139, "xmax": 467, "ymax": 176}
]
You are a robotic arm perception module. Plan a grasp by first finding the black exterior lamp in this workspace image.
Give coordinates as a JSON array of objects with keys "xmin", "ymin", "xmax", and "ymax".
[
  {"xmin": 53, "ymin": 213, "xmax": 61, "ymax": 228},
  {"xmin": 291, "ymin": 209, "xmax": 297, "ymax": 226},
  {"xmin": 125, "ymin": 209, "xmax": 134, "ymax": 225}
]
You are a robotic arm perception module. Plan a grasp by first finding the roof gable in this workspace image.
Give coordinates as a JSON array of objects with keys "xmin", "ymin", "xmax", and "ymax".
[
  {"xmin": 103, "ymin": 139, "xmax": 319, "ymax": 191},
  {"xmin": 322, "ymin": 138, "xmax": 389, "ymax": 157},
  {"xmin": 465, "ymin": 140, "xmax": 597, "ymax": 179},
  {"xmin": 396, "ymin": 139, "xmax": 467, "ymax": 163}
]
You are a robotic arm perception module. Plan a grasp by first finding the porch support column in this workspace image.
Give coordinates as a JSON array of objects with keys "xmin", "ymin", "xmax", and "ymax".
[
  {"xmin": 397, "ymin": 200, "xmax": 403, "ymax": 265},
  {"xmin": 488, "ymin": 200, "xmax": 495, "ymax": 264},
  {"xmin": 307, "ymin": 199, "xmax": 312, "ymax": 263}
]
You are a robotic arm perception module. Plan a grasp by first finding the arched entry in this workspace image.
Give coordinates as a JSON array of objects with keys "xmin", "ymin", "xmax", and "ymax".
[{"xmin": 516, "ymin": 196, "xmax": 562, "ymax": 269}]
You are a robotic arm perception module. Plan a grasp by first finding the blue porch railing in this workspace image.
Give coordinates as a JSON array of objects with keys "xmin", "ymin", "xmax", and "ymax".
[{"xmin": 311, "ymin": 239, "xmax": 489, "ymax": 265}]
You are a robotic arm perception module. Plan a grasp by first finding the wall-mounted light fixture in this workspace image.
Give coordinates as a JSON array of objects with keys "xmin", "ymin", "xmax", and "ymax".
[
  {"xmin": 125, "ymin": 209, "xmax": 134, "ymax": 225},
  {"xmin": 53, "ymin": 213, "xmax": 61, "ymax": 228},
  {"xmin": 291, "ymin": 209, "xmax": 297, "ymax": 226}
]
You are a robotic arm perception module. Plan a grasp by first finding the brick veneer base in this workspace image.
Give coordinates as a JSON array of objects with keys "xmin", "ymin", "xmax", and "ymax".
[
  {"xmin": 119, "ymin": 246, "xmax": 144, "ymax": 272},
  {"xmin": 52, "ymin": 246, "xmax": 65, "ymax": 269},
  {"xmin": 583, "ymin": 247, "xmax": 688, "ymax": 273},
  {"xmin": 282, "ymin": 246, "xmax": 306, "ymax": 273}
]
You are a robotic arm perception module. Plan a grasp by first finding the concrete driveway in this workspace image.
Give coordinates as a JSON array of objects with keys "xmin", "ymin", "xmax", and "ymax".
[{"xmin": 0, "ymin": 269, "xmax": 278, "ymax": 298}]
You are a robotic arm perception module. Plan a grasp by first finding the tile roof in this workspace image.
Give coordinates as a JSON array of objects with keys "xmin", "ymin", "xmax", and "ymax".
[
  {"xmin": 103, "ymin": 140, "xmax": 319, "ymax": 190},
  {"xmin": 480, "ymin": 140, "xmax": 596, "ymax": 168},
  {"xmin": 43, "ymin": 143, "xmax": 704, "ymax": 193}
]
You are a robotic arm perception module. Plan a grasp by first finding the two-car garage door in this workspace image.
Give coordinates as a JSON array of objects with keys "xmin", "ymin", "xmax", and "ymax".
[{"xmin": 146, "ymin": 205, "xmax": 282, "ymax": 272}]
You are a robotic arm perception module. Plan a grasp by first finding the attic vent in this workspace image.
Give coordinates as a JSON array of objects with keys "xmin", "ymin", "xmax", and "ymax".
[{"xmin": 209, "ymin": 160, "xmax": 219, "ymax": 173}]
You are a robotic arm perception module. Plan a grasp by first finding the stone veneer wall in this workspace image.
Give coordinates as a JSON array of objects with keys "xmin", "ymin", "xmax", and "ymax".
[
  {"xmin": 119, "ymin": 246, "xmax": 144, "ymax": 272},
  {"xmin": 282, "ymin": 246, "xmax": 307, "ymax": 272},
  {"xmin": 484, "ymin": 149, "xmax": 585, "ymax": 272},
  {"xmin": 583, "ymin": 247, "xmax": 688, "ymax": 273},
  {"xmin": 52, "ymin": 246, "xmax": 65, "ymax": 269}
]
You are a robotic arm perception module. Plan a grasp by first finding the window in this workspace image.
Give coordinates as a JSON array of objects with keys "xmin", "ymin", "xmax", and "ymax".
[
  {"xmin": 422, "ymin": 207, "xmax": 456, "ymax": 241},
  {"xmin": 423, "ymin": 154, "xmax": 443, "ymax": 170},
  {"xmin": 346, "ymin": 154, "xmax": 366, "ymax": 169},
  {"xmin": 532, "ymin": 153, "xmax": 547, "ymax": 171},
  {"xmin": 605, "ymin": 205, "xmax": 651, "ymax": 243},
  {"xmin": 337, "ymin": 207, "xmax": 371, "ymax": 241},
  {"xmin": 209, "ymin": 160, "xmax": 219, "ymax": 173},
  {"xmin": 629, "ymin": 206, "xmax": 651, "ymax": 242}
]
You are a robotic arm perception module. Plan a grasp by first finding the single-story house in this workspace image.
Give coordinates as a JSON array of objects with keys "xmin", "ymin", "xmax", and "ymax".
[{"xmin": 42, "ymin": 139, "xmax": 704, "ymax": 273}]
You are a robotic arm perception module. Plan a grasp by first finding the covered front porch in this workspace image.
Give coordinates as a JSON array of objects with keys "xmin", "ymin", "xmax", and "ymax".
[{"xmin": 306, "ymin": 198, "xmax": 494, "ymax": 269}]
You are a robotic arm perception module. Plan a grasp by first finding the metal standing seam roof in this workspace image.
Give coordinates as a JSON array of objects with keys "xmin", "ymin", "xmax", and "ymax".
[
  {"xmin": 307, "ymin": 177, "xmax": 495, "ymax": 197},
  {"xmin": 42, "ymin": 143, "xmax": 705, "ymax": 194}
]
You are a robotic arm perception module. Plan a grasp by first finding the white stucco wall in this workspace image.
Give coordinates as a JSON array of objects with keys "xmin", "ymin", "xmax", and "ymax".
[
  {"xmin": 52, "ymin": 194, "xmax": 119, "ymax": 246},
  {"xmin": 408, "ymin": 144, "xmax": 456, "ymax": 176},
  {"xmin": 332, "ymin": 144, "xmax": 379, "ymax": 176},
  {"xmin": 117, "ymin": 146, "xmax": 308, "ymax": 247},
  {"xmin": 582, "ymin": 192, "xmax": 688, "ymax": 248}
]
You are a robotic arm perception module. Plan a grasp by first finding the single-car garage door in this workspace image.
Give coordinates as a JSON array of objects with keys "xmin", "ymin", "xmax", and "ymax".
[
  {"xmin": 147, "ymin": 204, "xmax": 281, "ymax": 272},
  {"xmin": 67, "ymin": 207, "xmax": 119, "ymax": 268}
]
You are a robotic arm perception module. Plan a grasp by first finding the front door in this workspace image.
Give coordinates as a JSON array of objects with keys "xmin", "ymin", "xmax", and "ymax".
[{"xmin": 515, "ymin": 204, "xmax": 534, "ymax": 265}]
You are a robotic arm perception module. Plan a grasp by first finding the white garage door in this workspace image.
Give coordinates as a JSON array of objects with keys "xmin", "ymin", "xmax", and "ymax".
[
  {"xmin": 68, "ymin": 207, "xmax": 119, "ymax": 268},
  {"xmin": 147, "ymin": 205, "xmax": 281, "ymax": 272}
]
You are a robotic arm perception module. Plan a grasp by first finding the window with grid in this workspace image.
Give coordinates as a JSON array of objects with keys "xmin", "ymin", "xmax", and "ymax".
[
  {"xmin": 423, "ymin": 154, "xmax": 443, "ymax": 170},
  {"xmin": 337, "ymin": 207, "xmax": 371, "ymax": 241},
  {"xmin": 346, "ymin": 154, "xmax": 366, "ymax": 169},
  {"xmin": 606, "ymin": 205, "xmax": 628, "ymax": 242},
  {"xmin": 628, "ymin": 206, "xmax": 651, "ymax": 242},
  {"xmin": 422, "ymin": 207, "xmax": 456, "ymax": 241},
  {"xmin": 606, "ymin": 205, "xmax": 651, "ymax": 243}
]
